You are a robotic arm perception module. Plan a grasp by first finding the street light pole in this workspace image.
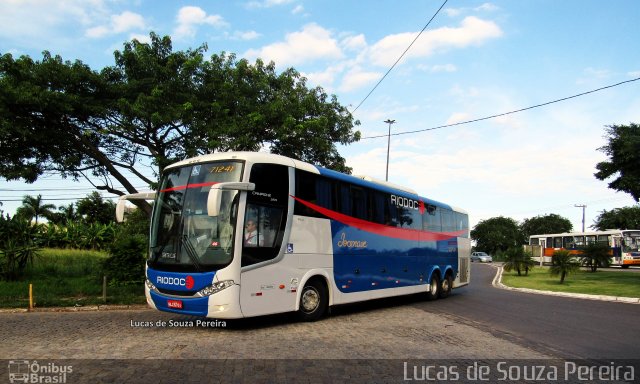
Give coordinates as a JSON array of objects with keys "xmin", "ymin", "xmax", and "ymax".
[
  {"xmin": 575, "ymin": 204, "xmax": 587, "ymax": 232},
  {"xmin": 384, "ymin": 119, "xmax": 395, "ymax": 181}
]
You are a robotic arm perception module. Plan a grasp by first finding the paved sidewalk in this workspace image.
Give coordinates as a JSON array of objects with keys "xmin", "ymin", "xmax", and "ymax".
[{"xmin": 491, "ymin": 263, "xmax": 640, "ymax": 304}]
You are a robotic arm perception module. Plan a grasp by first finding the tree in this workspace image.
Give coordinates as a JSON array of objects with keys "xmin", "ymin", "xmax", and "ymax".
[
  {"xmin": 595, "ymin": 123, "xmax": 640, "ymax": 202},
  {"xmin": 502, "ymin": 247, "xmax": 535, "ymax": 276},
  {"xmin": 579, "ymin": 241, "xmax": 611, "ymax": 272},
  {"xmin": 0, "ymin": 33, "xmax": 360, "ymax": 215},
  {"xmin": 15, "ymin": 194, "xmax": 55, "ymax": 224},
  {"xmin": 57, "ymin": 203, "xmax": 80, "ymax": 224},
  {"xmin": 471, "ymin": 216, "xmax": 524, "ymax": 256},
  {"xmin": 592, "ymin": 206, "xmax": 640, "ymax": 230},
  {"xmin": 549, "ymin": 250, "xmax": 580, "ymax": 284},
  {"xmin": 76, "ymin": 192, "xmax": 116, "ymax": 225},
  {"xmin": 520, "ymin": 214, "xmax": 573, "ymax": 240}
]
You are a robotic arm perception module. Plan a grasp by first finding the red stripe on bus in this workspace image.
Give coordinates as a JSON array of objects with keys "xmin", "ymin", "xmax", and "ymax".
[
  {"xmin": 291, "ymin": 195, "xmax": 466, "ymax": 241},
  {"xmin": 161, "ymin": 181, "xmax": 219, "ymax": 193}
]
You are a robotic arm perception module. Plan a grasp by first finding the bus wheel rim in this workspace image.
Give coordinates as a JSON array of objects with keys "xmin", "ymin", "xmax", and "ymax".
[
  {"xmin": 301, "ymin": 287, "xmax": 320, "ymax": 313},
  {"xmin": 430, "ymin": 280, "xmax": 438, "ymax": 295}
]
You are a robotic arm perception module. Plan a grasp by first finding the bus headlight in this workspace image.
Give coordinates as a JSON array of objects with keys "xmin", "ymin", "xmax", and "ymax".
[
  {"xmin": 196, "ymin": 280, "xmax": 235, "ymax": 297},
  {"xmin": 145, "ymin": 278, "xmax": 158, "ymax": 292}
]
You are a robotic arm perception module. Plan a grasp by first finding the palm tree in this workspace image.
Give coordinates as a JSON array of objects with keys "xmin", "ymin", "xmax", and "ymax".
[
  {"xmin": 502, "ymin": 247, "xmax": 535, "ymax": 276},
  {"xmin": 580, "ymin": 242, "xmax": 611, "ymax": 272},
  {"xmin": 16, "ymin": 195, "xmax": 56, "ymax": 224},
  {"xmin": 58, "ymin": 203, "xmax": 79, "ymax": 223},
  {"xmin": 549, "ymin": 250, "xmax": 580, "ymax": 283}
]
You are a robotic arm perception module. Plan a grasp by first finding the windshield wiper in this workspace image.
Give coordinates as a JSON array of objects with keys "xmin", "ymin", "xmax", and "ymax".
[{"xmin": 181, "ymin": 235, "xmax": 203, "ymax": 272}]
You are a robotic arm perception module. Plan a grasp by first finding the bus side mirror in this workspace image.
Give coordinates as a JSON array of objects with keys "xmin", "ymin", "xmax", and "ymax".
[
  {"xmin": 115, "ymin": 191, "xmax": 156, "ymax": 222},
  {"xmin": 207, "ymin": 182, "xmax": 255, "ymax": 217},
  {"xmin": 207, "ymin": 188, "xmax": 223, "ymax": 217}
]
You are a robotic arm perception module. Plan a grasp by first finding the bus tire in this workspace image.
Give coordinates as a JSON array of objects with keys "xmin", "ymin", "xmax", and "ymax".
[
  {"xmin": 439, "ymin": 273, "xmax": 453, "ymax": 299},
  {"xmin": 426, "ymin": 273, "xmax": 440, "ymax": 301},
  {"xmin": 297, "ymin": 279, "xmax": 328, "ymax": 321},
  {"xmin": 621, "ymin": 265, "xmax": 630, "ymax": 269}
]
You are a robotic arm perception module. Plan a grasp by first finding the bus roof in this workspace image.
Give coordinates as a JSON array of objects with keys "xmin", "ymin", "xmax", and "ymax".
[{"xmin": 165, "ymin": 151, "xmax": 463, "ymax": 213}]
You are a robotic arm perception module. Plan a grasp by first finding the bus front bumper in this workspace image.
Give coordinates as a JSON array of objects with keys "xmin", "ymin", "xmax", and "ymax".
[{"xmin": 145, "ymin": 284, "xmax": 243, "ymax": 319}]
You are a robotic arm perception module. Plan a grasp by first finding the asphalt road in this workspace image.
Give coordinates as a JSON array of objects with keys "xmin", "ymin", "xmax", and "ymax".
[
  {"xmin": 1, "ymin": 263, "xmax": 639, "ymax": 382},
  {"xmin": 418, "ymin": 263, "xmax": 640, "ymax": 359}
]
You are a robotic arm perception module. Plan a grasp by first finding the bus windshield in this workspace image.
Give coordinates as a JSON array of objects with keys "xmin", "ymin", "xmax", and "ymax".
[
  {"xmin": 623, "ymin": 231, "xmax": 640, "ymax": 253},
  {"xmin": 149, "ymin": 161, "xmax": 244, "ymax": 272}
]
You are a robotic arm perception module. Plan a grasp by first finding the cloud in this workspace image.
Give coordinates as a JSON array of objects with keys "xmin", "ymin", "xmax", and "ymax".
[
  {"xmin": 174, "ymin": 6, "xmax": 228, "ymax": 39},
  {"xmin": 368, "ymin": 16, "xmax": 503, "ymax": 67},
  {"xmin": 341, "ymin": 34, "xmax": 367, "ymax": 52},
  {"xmin": 417, "ymin": 64, "xmax": 457, "ymax": 73},
  {"xmin": 475, "ymin": 3, "xmax": 499, "ymax": 12},
  {"xmin": 444, "ymin": 3, "xmax": 499, "ymax": 17},
  {"xmin": 244, "ymin": 23, "xmax": 343, "ymax": 66},
  {"xmin": 446, "ymin": 112, "xmax": 471, "ymax": 125},
  {"xmin": 245, "ymin": 0, "xmax": 296, "ymax": 9},
  {"xmin": 86, "ymin": 11, "xmax": 146, "ymax": 38},
  {"xmin": 338, "ymin": 67, "xmax": 382, "ymax": 92},
  {"xmin": 229, "ymin": 30, "xmax": 261, "ymax": 41},
  {"xmin": 0, "ymin": 0, "xmax": 109, "ymax": 46}
]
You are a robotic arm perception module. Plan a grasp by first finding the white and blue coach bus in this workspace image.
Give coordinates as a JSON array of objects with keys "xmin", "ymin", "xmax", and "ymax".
[{"xmin": 117, "ymin": 152, "xmax": 470, "ymax": 321}]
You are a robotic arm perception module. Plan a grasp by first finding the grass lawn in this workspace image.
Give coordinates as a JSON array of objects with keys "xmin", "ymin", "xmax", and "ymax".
[
  {"xmin": 501, "ymin": 266, "xmax": 640, "ymax": 298},
  {"xmin": 0, "ymin": 248, "xmax": 146, "ymax": 308}
]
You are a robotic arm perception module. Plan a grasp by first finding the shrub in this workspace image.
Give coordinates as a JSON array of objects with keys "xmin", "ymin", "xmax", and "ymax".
[
  {"xmin": 0, "ymin": 215, "xmax": 41, "ymax": 281},
  {"xmin": 102, "ymin": 235, "xmax": 147, "ymax": 286}
]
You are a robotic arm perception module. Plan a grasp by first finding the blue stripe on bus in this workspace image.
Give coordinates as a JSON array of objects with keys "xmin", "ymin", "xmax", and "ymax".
[
  {"xmin": 147, "ymin": 268, "xmax": 215, "ymax": 293},
  {"xmin": 330, "ymin": 220, "xmax": 457, "ymax": 293}
]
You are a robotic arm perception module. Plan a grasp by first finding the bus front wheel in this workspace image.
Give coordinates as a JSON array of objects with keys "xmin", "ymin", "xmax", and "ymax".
[
  {"xmin": 298, "ymin": 279, "xmax": 328, "ymax": 321},
  {"xmin": 426, "ymin": 274, "xmax": 440, "ymax": 301}
]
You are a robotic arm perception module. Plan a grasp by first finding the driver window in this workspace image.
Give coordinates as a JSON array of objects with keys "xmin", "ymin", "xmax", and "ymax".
[{"xmin": 244, "ymin": 204, "xmax": 281, "ymax": 248}]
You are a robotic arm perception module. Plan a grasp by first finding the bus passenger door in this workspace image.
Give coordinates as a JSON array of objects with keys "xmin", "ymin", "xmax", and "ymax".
[
  {"xmin": 239, "ymin": 163, "xmax": 296, "ymax": 317},
  {"xmin": 612, "ymin": 235, "xmax": 622, "ymax": 265}
]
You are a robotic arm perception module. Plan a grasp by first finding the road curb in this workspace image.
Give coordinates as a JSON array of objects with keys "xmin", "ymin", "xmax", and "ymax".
[
  {"xmin": 491, "ymin": 264, "xmax": 640, "ymax": 304},
  {"xmin": 0, "ymin": 304, "xmax": 150, "ymax": 314}
]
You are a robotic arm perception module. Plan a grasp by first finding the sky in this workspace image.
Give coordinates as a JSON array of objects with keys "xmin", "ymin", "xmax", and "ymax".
[{"xmin": 1, "ymin": 0, "xmax": 639, "ymax": 232}]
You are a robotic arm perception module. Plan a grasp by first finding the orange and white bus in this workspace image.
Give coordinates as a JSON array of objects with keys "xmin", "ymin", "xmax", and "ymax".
[{"xmin": 529, "ymin": 230, "xmax": 640, "ymax": 268}]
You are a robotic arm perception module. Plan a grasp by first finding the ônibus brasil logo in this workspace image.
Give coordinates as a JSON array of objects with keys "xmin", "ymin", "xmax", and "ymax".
[{"xmin": 156, "ymin": 275, "xmax": 195, "ymax": 289}]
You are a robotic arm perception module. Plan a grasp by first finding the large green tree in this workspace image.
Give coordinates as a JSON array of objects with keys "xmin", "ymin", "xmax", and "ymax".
[
  {"xmin": 76, "ymin": 192, "xmax": 116, "ymax": 225},
  {"xmin": 595, "ymin": 123, "xmax": 640, "ymax": 202},
  {"xmin": 471, "ymin": 216, "xmax": 524, "ymax": 255},
  {"xmin": 592, "ymin": 206, "xmax": 640, "ymax": 230},
  {"xmin": 0, "ymin": 33, "xmax": 360, "ymax": 214},
  {"xmin": 520, "ymin": 213, "xmax": 573, "ymax": 240}
]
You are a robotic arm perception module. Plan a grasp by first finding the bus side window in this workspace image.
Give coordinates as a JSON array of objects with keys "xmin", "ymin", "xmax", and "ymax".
[
  {"xmin": 563, "ymin": 236, "xmax": 574, "ymax": 249},
  {"xmin": 597, "ymin": 235, "xmax": 610, "ymax": 245}
]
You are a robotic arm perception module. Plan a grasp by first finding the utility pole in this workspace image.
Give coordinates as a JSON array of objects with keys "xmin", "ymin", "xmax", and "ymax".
[
  {"xmin": 384, "ymin": 119, "xmax": 395, "ymax": 181},
  {"xmin": 575, "ymin": 204, "xmax": 587, "ymax": 232}
]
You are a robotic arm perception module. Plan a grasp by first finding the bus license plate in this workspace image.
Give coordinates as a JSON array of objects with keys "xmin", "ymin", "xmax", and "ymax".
[{"xmin": 167, "ymin": 300, "xmax": 183, "ymax": 309}]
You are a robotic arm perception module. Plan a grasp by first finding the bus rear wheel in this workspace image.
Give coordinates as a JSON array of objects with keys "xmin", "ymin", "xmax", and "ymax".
[
  {"xmin": 297, "ymin": 279, "xmax": 328, "ymax": 321},
  {"xmin": 439, "ymin": 273, "xmax": 452, "ymax": 299},
  {"xmin": 426, "ymin": 273, "xmax": 440, "ymax": 301}
]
